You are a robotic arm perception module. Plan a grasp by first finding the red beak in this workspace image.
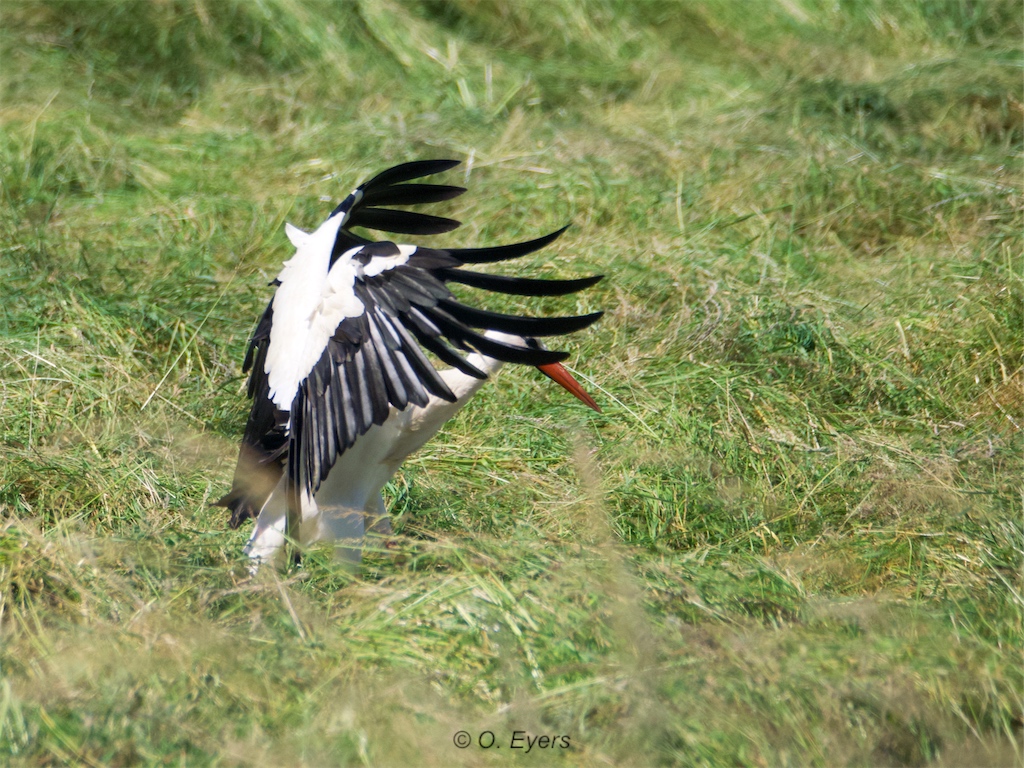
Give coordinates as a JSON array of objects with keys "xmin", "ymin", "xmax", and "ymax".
[{"xmin": 537, "ymin": 362, "xmax": 601, "ymax": 412}]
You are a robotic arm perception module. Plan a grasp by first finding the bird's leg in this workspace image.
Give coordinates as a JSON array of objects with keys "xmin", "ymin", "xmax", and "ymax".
[
  {"xmin": 365, "ymin": 493, "xmax": 392, "ymax": 536},
  {"xmin": 245, "ymin": 480, "xmax": 326, "ymax": 571},
  {"xmin": 318, "ymin": 503, "xmax": 368, "ymax": 565},
  {"xmin": 243, "ymin": 488, "xmax": 289, "ymax": 572}
]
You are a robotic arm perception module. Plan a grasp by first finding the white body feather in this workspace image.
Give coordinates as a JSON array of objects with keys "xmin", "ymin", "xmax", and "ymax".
[{"xmin": 264, "ymin": 217, "xmax": 414, "ymax": 412}]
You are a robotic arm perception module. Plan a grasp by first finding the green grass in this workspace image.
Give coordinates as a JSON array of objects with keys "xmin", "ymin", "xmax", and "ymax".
[{"xmin": 1, "ymin": 0, "xmax": 1021, "ymax": 765}]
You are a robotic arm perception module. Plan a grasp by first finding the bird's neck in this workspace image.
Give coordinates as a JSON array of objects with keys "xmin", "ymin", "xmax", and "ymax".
[
  {"xmin": 477, "ymin": 330, "xmax": 523, "ymax": 368},
  {"xmin": 433, "ymin": 330, "xmax": 522, "ymax": 403},
  {"xmin": 395, "ymin": 331, "xmax": 521, "ymax": 461}
]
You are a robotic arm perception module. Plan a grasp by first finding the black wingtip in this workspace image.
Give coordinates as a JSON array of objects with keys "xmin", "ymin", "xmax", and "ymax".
[
  {"xmin": 439, "ymin": 270, "xmax": 604, "ymax": 297},
  {"xmin": 348, "ymin": 208, "xmax": 462, "ymax": 235},
  {"xmin": 359, "ymin": 183, "xmax": 467, "ymax": 208},
  {"xmin": 446, "ymin": 225, "xmax": 571, "ymax": 265},
  {"xmin": 419, "ymin": 158, "xmax": 461, "ymax": 174},
  {"xmin": 436, "ymin": 300, "xmax": 605, "ymax": 337},
  {"xmin": 360, "ymin": 159, "xmax": 462, "ymax": 190}
]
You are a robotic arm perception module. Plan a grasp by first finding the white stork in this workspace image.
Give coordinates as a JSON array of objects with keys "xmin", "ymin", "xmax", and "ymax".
[{"xmin": 215, "ymin": 160, "xmax": 603, "ymax": 568}]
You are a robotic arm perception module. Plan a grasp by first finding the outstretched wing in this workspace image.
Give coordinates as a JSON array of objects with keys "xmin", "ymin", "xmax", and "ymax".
[
  {"xmin": 290, "ymin": 239, "xmax": 602, "ymax": 502},
  {"xmin": 216, "ymin": 160, "xmax": 603, "ymax": 528}
]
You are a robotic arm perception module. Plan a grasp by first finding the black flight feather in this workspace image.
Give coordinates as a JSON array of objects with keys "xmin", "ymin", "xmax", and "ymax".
[
  {"xmin": 348, "ymin": 207, "xmax": 461, "ymax": 235},
  {"xmin": 439, "ymin": 270, "xmax": 604, "ymax": 297},
  {"xmin": 359, "ymin": 183, "xmax": 466, "ymax": 208},
  {"xmin": 436, "ymin": 298, "xmax": 604, "ymax": 337},
  {"xmin": 360, "ymin": 159, "xmax": 461, "ymax": 190},
  {"xmin": 405, "ymin": 321, "xmax": 489, "ymax": 379},
  {"xmin": 446, "ymin": 226, "xmax": 569, "ymax": 264},
  {"xmin": 421, "ymin": 306, "xmax": 571, "ymax": 366}
]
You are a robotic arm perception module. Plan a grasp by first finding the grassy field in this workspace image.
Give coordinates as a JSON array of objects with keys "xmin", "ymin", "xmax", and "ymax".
[{"xmin": 1, "ymin": 1, "xmax": 1021, "ymax": 765}]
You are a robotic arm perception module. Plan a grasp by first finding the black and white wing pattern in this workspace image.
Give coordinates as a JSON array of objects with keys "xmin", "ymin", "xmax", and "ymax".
[{"xmin": 216, "ymin": 160, "xmax": 603, "ymax": 529}]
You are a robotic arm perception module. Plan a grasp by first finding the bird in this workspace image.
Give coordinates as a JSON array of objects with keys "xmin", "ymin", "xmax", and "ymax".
[{"xmin": 215, "ymin": 159, "xmax": 603, "ymax": 569}]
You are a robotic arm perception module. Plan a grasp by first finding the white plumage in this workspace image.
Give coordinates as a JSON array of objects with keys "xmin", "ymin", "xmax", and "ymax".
[{"xmin": 216, "ymin": 160, "xmax": 603, "ymax": 569}]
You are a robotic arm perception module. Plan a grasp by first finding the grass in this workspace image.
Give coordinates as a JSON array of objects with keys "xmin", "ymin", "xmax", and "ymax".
[{"xmin": 0, "ymin": 0, "xmax": 1021, "ymax": 765}]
